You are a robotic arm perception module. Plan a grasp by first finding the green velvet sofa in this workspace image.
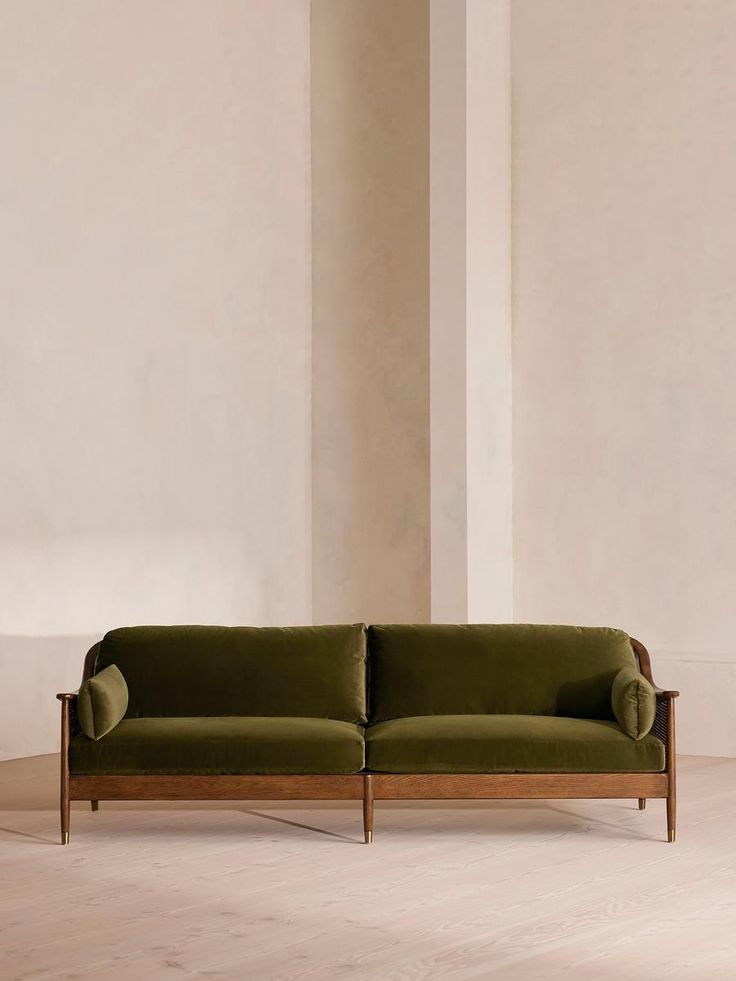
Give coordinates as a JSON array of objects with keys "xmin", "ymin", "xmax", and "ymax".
[{"xmin": 56, "ymin": 623, "xmax": 678, "ymax": 845}]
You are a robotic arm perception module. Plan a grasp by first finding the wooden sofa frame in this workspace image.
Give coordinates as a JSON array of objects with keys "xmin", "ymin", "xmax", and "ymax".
[{"xmin": 57, "ymin": 637, "xmax": 678, "ymax": 845}]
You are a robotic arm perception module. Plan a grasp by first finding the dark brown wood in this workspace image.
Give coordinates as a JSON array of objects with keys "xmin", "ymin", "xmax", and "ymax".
[
  {"xmin": 53, "ymin": 642, "xmax": 98, "ymax": 844},
  {"xmin": 363, "ymin": 774, "xmax": 373, "ymax": 843},
  {"xmin": 69, "ymin": 774, "xmax": 364, "ymax": 801},
  {"xmin": 630, "ymin": 637, "xmax": 678, "ymax": 842},
  {"xmin": 630, "ymin": 637, "xmax": 680, "ymax": 697},
  {"xmin": 638, "ymin": 798, "xmax": 646, "ymax": 810},
  {"xmin": 371, "ymin": 772, "xmax": 667, "ymax": 800},
  {"xmin": 667, "ymin": 696, "xmax": 677, "ymax": 842},
  {"xmin": 68, "ymin": 772, "xmax": 668, "ymax": 807},
  {"xmin": 630, "ymin": 636, "xmax": 654, "ymax": 683},
  {"xmin": 81, "ymin": 641, "xmax": 101, "ymax": 685},
  {"xmin": 91, "ymin": 800, "xmax": 99, "ymax": 812},
  {"xmin": 56, "ymin": 693, "xmax": 75, "ymax": 845}
]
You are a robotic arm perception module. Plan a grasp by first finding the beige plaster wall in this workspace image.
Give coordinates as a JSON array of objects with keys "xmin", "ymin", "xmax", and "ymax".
[
  {"xmin": 512, "ymin": 0, "xmax": 736, "ymax": 755},
  {"xmin": 429, "ymin": 0, "xmax": 512, "ymax": 624},
  {"xmin": 0, "ymin": 0, "xmax": 312, "ymax": 760},
  {"xmin": 5, "ymin": 0, "xmax": 730, "ymax": 762},
  {"xmin": 311, "ymin": 0, "xmax": 431, "ymax": 624},
  {"xmin": 465, "ymin": 0, "xmax": 512, "ymax": 623},
  {"xmin": 429, "ymin": 0, "xmax": 468, "ymax": 622}
]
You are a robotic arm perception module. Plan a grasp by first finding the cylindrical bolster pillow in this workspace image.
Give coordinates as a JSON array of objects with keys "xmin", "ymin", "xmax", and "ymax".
[
  {"xmin": 77, "ymin": 664, "xmax": 129, "ymax": 740},
  {"xmin": 611, "ymin": 666, "xmax": 656, "ymax": 740}
]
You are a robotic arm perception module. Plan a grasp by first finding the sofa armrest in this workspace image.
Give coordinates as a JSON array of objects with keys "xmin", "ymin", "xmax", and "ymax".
[
  {"xmin": 650, "ymin": 689, "xmax": 676, "ymax": 766},
  {"xmin": 57, "ymin": 692, "xmax": 82, "ymax": 741},
  {"xmin": 653, "ymin": 687, "xmax": 680, "ymax": 699},
  {"xmin": 628, "ymin": 640, "xmax": 677, "ymax": 780}
]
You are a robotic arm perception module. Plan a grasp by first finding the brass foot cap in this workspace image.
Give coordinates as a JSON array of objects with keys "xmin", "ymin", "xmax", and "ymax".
[
  {"xmin": 365, "ymin": 831, "xmax": 373, "ymax": 844},
  {"xmin": 668, "ymin": 830, "xmax": 676, "ymax": 843},
  {"xmin": 638, "ymin": 800, "xmax": 646, "ymax": 810},
  {"xmin": 62, "ymin": 832, "xmax": 69, "ymax": 845}
]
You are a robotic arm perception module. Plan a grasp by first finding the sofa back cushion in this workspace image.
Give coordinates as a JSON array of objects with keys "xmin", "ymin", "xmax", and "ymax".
[
  {"xmin": 95, "ymin": 624, "xmax": 367, "ymax": 723},
  {"xmin": 368, "ymin": 624, "xmax": 636, "ymax": 722}
]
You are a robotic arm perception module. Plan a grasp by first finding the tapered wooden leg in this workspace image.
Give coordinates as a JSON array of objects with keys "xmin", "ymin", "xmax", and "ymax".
[
  {"xmin": 363, "ymin": 774, "xmax": 373, "ymax": 844},
  {"xmin": 667, "ymin": 794, "xmax": 676, "ymax": 842},
  {"xmin": 91, "ymin": 800, "xmax": 99, "ymax": 812},
  {"xmin": 61, "ymin": 780, "xmax": 70, "ymax": 845},
  {"xmin": 666, "ymin": 696, "xmax": 677, "ymax": 842},
  {"xmin": 638, "ymin": 798, "xmax": 646, "ymax": 810},
  {"xmin": 58, "ymin": 696, "xmax": 71, "ymax": 845}
]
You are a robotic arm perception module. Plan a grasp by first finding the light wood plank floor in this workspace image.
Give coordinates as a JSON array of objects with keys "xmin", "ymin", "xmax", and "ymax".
[{"xmin": 1, "ymin": 754, "xmax": 735, "ymax": 980}]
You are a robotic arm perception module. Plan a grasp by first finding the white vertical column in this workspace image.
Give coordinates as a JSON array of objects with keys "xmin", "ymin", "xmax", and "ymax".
[{"xmin": 430, "ymin": 0, "xmax": 512, "ymax": 623}]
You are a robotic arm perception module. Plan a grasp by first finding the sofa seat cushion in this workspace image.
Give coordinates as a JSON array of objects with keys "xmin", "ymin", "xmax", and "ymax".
[
  {"xmin": 365, "ymin": 715, "xmax": 665, "ymax": 774},
  {"xmin": 70, "ymin": 717, "xmax": 365, "ymax": 775}
]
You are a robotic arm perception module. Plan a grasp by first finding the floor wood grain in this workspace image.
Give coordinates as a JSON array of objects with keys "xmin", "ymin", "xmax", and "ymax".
[{"xmin": 1, "ymin": 754, "xmax": 734, "ymax": 980}]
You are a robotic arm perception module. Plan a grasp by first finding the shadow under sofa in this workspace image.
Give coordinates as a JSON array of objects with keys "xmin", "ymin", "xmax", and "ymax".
[{"xmin": 57, "ymin": 623, "xmax": 678, "ymax": 845}]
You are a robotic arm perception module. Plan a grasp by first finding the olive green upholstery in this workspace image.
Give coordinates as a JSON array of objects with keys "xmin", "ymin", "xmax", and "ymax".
[
  {"xmin": 611, "ymin": 666, "xmax": 657, "ymax": 740},
  {"xmin": 368, "ymin": 624, "xmax": 636, "ymax": 722},
  {"xmin": 70, "ymin": 717, "xmax": 365, "ymax": 775},
  {"xmin": 95, "ymin": 624, "xmax": 367, "ymax": 723},
  {"xmin": 77, "ymin": 664, "xmax": 129, "ymax": 741},
  {"xmin": 70, "ymin": 623, "xmax": 665, "ymax": 779},
  {"xmin": 365, "ymin": 715, "xmax": 665, "ymax": 773}
]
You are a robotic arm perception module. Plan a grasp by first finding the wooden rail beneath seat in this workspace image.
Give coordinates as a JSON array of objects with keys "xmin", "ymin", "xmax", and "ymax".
[
  {"xmin": 371, "ymin": 773, "xmax": 668, "ymax": 799},
  {"xmin": 70, "ymin": 775, "xmax": 364, "ymax": 801}
]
